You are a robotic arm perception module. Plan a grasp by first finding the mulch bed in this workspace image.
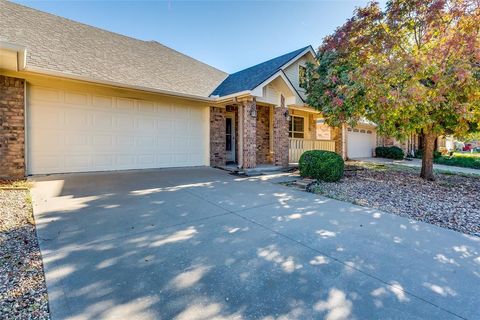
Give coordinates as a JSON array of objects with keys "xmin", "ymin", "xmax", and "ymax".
[
  {"xmin": 0, "ymin": 188, "xmax": 50, "ymax": 319},
  {"xmin": 310, "ymin": 163, "xmax": 480, "ymax": 236}
]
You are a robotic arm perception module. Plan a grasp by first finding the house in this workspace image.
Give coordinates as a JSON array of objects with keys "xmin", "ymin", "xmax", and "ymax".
[{"xmin": 0, "ymin": 0, "xmax": 379, "ymax": 178}]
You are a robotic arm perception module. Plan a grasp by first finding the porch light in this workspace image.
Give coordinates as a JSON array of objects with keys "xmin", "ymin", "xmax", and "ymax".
[
  {"xmin": 250, "ymin": 107, "xmax": 257, "ymax": 118},
  {"xmin": 284, "ymin": 110, "xmax": 290, "ymax": 121}
]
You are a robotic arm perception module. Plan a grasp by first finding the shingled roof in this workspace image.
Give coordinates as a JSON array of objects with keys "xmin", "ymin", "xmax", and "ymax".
[
  {"xmin": 210, "ymin": 46, "xmax": 311, "ymax": 97},
  {"xmin": 0, "ymin": 0, "xmax": 228, "ymax": 97}
]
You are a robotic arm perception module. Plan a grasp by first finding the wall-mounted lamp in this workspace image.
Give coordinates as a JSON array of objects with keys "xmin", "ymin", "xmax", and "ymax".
[
  {"xmin": 284, "ymin": 110, "xmax": 290, "ymax": 121},
  {"xmin": 250, "ymin": 107, "xmax": 257, "ymax": 118}
]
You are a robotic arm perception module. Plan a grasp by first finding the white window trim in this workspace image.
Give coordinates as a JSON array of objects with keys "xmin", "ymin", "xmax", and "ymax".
[{"xmin": 289, "ymin": 115, "xmax": 305, "ymax": 138}]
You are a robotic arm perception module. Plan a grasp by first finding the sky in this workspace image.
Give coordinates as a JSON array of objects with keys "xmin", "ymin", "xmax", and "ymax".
[{"xmin": 13, "ymin": 0, "xmax": 379, "ymax": 73}]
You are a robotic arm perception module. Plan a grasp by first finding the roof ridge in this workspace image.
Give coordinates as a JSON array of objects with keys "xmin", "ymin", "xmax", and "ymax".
[
  {"xmin": 210, "ymin": 45, "xmax": 312, "ymax": 97},
  {"xmin": 228, "ymin": 45, "xmax": 311, "ymax": 76}
]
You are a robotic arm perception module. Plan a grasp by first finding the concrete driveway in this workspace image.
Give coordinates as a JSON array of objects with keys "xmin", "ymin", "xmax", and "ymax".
[{"xmin": 31, "ymin": 167, "xmax": 479, "ymax": 320}]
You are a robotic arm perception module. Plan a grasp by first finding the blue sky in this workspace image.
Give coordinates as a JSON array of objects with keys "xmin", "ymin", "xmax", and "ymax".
[{"xmin": 14, "ymin": 0, "xmax": 378, "ymax": 73}]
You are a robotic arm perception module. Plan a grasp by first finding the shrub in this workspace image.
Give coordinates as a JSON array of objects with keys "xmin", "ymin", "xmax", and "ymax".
[
  {"xmin": 375, "ymin": 146, "xmax": 404, "ymax": 159},
  {"xmin": 375, "ymin": 146, "xmax": 388, "ymax": 158},
  {"xmin": 387, "ymin": 146, "xmax": 404, "ymax": 159},
  {"xmin": 298, "ymin": 150, "xmax": 344, "ymax": 182}
]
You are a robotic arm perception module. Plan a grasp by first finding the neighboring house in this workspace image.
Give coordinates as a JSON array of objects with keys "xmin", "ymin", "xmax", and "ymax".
[{"xmin": 0, "ymin": 0, "xmax": 378, "ymax": 178}]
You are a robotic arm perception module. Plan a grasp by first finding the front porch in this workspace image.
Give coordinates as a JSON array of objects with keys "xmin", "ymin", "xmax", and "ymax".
[{"xmin": 210, "ymin": 99, "xmax": 336, "ymax": 169}]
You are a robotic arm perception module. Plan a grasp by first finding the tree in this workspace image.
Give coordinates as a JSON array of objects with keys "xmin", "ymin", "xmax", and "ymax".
[{"xmin": 306, "ymin": 0, "xmax": 480, "ymax": 180}]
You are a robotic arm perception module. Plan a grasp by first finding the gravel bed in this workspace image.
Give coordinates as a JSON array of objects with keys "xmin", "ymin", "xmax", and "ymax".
[
  {"xmin": 311, "ymin": 163, "xmax": 480, "ymax": 236},
  {"xmin": 0, "ymin": 189, "xmax": 50, "ymax": 319}
]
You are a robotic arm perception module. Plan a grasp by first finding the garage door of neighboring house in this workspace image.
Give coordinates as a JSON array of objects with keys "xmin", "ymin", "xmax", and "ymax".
[
  {"xmin": 27, "ymin": 85, "xmax": 208, "ymax": 174},
  {"xmin": 347, "ymin": 127, "xmax": 376, "ymax": 158}
]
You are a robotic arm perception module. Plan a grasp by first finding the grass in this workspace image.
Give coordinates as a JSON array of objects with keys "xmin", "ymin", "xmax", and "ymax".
[{"xmin": 435, "ymin": 152, "xmax": 480, "ymax": 169}]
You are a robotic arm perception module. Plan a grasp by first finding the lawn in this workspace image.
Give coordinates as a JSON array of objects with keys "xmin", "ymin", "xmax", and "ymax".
[
  {"xmin": 0, "ymin": 180, "xmax": 50, "ymax": 320},
  {"xmin": 434, "ymin": 152, "xmax": 480, "ymax": 169}
]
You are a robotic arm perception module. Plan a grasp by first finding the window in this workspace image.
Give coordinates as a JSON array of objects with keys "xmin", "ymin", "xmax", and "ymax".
[
  {"xmin": 299, "ymin": 65, "xmax": 307, "ymax": 89},
  {"xmin": 289, "ymin": 116, "xmax": 304, "ymax": 138}
]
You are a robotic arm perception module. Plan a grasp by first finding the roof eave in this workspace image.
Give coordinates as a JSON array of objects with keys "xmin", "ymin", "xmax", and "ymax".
[{"xmin": 25, "ymin": 65, "xmax": 217, "ymax": 102}]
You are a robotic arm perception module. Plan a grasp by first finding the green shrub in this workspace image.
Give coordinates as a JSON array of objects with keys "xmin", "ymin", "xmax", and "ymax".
[
  {"xmin": 375, "ymin": 146, "xmax": 404, "ymax": 159},
  {"xmin": 387, "ymin": 146, "xmax": 404, "ymax": 159},
  {"xmin": 298, "ymin": 150, "xmax": 344, "ymax": 182},
  {"xmin": 375, "ymin": 147, "xmax": 388, "ymax": 158}
]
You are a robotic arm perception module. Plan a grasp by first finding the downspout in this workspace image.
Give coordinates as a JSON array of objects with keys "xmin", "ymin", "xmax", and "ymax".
[{"xmin": 23, "ymin": 80, "xmax": 28, "ymax": 176}]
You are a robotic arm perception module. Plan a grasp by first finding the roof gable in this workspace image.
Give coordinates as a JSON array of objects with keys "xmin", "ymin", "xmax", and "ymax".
[{"xmin": 211, "ymin": 46, "xmax": 313, "ymax": 97}]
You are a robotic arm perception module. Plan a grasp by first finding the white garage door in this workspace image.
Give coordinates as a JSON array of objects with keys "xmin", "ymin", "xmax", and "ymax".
[
  {"xmin": 347, "ymin": 127, "xmax": 376, "ymax": 158},
  {"xmin": 27, "ymin": 86, "xmax": 208, "ymax": 174}
]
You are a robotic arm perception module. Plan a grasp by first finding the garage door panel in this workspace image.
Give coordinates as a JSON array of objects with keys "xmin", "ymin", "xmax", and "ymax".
[
  {"xmin": 65, "ymin": 91, "xmax": 88, "ymax": 105},
  {"xmin": 92, "ymin": 95, "xmax": 113, "ymax": 109},
  {"xmin": 93, "ymin": 111, "xmax": 114, "ymax": 129},
  {"xmin": 28, "ymin": 86, "xmax": 207, "ymax": 174},
  {"xmin": 116, "ymin": 98, "xmax": 136, "ymax": 112}
]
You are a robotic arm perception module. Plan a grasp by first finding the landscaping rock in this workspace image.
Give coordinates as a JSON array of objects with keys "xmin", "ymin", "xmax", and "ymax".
[
  {"xmin": 311, "ymin": 163, "xmax": 480, "ymax": 236},
  {"xmin": 0, "ymin": 189, "xmax": 50, "ymax": 320}
]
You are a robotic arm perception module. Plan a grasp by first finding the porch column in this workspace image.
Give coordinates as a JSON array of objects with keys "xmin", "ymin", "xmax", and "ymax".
[
  {"xmin": 241, "ymin": 99, "xmax": 257, "ymax": 168},
  {"xmin": 209, "ymin": 106, "xmax": 226, "ymax": 166},
  {"xmin": 272, "ymin": 95, "xmax": 289, "ymax": 166}
]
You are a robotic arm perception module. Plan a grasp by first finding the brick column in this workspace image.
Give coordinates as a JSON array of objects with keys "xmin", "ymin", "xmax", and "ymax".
[
  {"xmin": 0, "ymin": 76, "xmax": 25, "ymax": 179},
  {"xmin": 209, "ymin": 106, "xmax": 226, "ymax": 166},
  {"xmin": 272, "ymin": 95, "xmax": 289, "ymax": 166},
  {"xmin": 241, "ymin": 99, "xmax": 256, "ymax": 168},
  {"xmin": 332, "ymin": 126, "xmax": 344, "ymax": 158}
]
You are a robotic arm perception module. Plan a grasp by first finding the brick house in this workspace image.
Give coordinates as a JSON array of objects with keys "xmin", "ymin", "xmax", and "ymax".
[{"xmin": 0, "ymin": 0, "xmax": 379, "ymax": 178}]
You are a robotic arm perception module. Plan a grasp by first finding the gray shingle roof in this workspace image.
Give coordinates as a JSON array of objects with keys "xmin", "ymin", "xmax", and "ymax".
[
  {"xmin": 210, "ymin": 46, "xmax": 311, "ymax": 97},
  {"xmin": 0, "ymin": 0, "xmax": 228, "ymax": 97}
]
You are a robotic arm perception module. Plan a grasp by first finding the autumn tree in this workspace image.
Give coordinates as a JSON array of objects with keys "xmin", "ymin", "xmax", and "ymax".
[{"xmin": 306, "ymin": 0, "xmax": 480, "ymax": 180}]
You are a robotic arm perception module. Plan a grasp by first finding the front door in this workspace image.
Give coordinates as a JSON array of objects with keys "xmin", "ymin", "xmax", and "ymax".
[{"xmin": 225, "ymin": 114, "xmax": 235, "ymax": 163}]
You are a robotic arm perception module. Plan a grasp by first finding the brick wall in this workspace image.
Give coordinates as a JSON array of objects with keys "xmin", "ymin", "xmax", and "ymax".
[
  {"xmin": 272, "ymin": 95, "xmax": 289, "ymax": 166},
  {"xmin": 209, "ymin": 106, "xmax": 226, "ymax": 166},
  {"xmin": 331, "ymin": 126, "xmax": 344, "ymax": 158},
  {"xmin": 242, "ymin": 100, "xmax": 257, "ymax": 168},
  {"xmin": 0, "ymin": 76, "xmax": 25, "ymax": 179},
  {"xmin": 256, "ymin": 105, "xmax": 270, "ymax": 164}
]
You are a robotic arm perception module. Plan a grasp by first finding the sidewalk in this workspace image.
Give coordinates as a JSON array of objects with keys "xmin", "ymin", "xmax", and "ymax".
[{"xmin": 355, "ymin": 157, "xmax": 480, "ymax": 176}]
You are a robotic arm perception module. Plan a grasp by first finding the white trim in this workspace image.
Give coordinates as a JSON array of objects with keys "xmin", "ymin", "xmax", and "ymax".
[
  {"xmin": 225, "ymin": 112, "xmax": 236, "ymax": 162},
  {"xmin": 23, "ymin": 80, "xmax": 28, "ymax": 175},
  {"xmin": 289, "ymin": 115, "xmax": 305, "ymax": 139},
  {"xmin": 280, "ymin": 47, "xmax": 316, "ymax": 70},
  {"xmin": 24, "ymin": 66, "xmax": 216, "ymax": 102},
  {"xmin": 238, "ymin": 104, "xmax": 244, "ymax": 168},
  {"xmin": 0, "ymin": 41, "xmax": 27, "ymax": 71},
  {"xmin": 251, "ymin": 71, "xmax": 303, "ymax": 102}
]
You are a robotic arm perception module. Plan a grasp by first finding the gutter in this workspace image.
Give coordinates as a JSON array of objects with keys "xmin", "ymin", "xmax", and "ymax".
[{"xmin": 24, "ymin": 65, "xmax": 217, "ymax": 103}]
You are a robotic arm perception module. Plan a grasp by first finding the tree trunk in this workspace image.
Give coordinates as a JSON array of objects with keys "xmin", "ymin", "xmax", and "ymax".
[{"xmin": 420, "ymin": 132, "xmax": 436, "ymax": 181}]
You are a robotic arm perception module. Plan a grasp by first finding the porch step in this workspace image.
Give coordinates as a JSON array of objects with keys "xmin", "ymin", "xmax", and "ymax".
[
  {"xmin": 243, "ymin": 165, "xmax": 290, "ymax": 176},
  {"xmin": 292, "ymin": 178, "xmax": 316, "ymax": 190}
]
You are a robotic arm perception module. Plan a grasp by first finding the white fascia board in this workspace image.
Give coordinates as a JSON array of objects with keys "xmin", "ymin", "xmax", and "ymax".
[
  {"xmin": 0, "ymin": 41, "xmax": 27, "ymax": 70},
  {"xmin": 25, "ymin": 65, "xmax": 216, "ymax": 103},
  {"xmin": 251, "ymin": 71, "xmax": 302, "ymax": 102},
  {"xmin": 280, "ymin": 46, "xmax": 317, "ymax": 70}
]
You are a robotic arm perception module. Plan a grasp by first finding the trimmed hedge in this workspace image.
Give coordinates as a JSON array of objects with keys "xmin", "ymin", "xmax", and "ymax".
[
  {"xmin": 298, "ymin": 150, "xmax": 344, "ymax": 182},
  {"xmin": 375, "ymin": 146, "xmax": 404, "ymax": 159}
]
